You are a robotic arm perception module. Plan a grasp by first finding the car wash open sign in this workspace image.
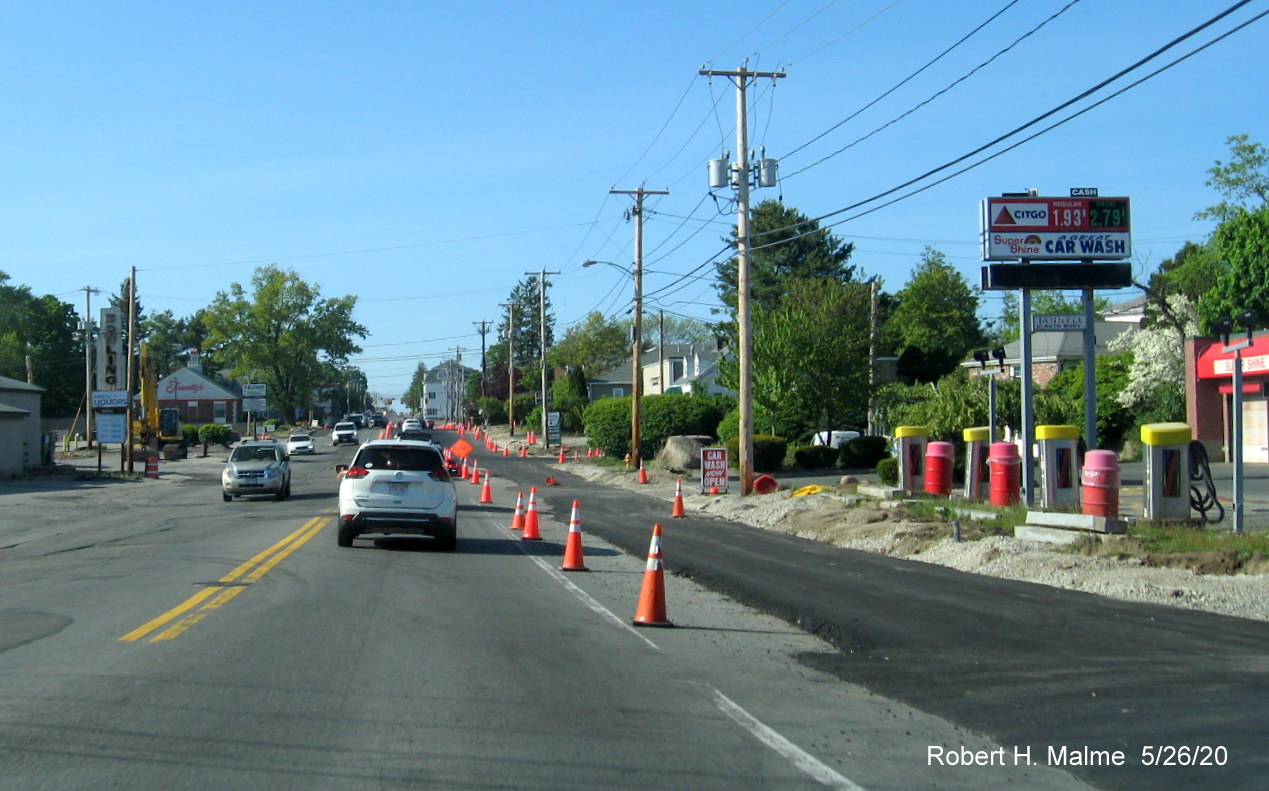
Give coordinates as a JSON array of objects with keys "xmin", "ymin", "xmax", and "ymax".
[{"xmin": 981, "ymin": 196, "xmax": 1131, "ymax": 261}]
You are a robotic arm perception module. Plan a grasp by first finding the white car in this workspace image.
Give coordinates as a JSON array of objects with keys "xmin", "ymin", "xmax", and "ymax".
[
  {"xmin": 286, "ymin": 433, "xmax": 316, "ymax": 455},
  {"xmin": 336, "ymin": 440, "xmax": 458, "ymax": 550},
  {"xmin": 400, "ymin": 418, "xmax": 423, "ymax": 431}
]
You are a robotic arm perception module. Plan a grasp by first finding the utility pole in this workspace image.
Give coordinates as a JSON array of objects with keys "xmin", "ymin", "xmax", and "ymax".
[
  {"xmin": 473, "ymin": 320, "xmax": 492, "ymax": 396},
  {"xmin": 610, "ymin": 186, "xmax": 668, "ymax": 470},
  {"xmin": 502, "ymin": 302, "xmax": 516, "ymax": 435},
  {"xmin": 524, "ymin": 269, "xmax": 560, "ymax": 447},
  {"xmin": 700, "ymin": 65, "xmax": 785, "ymax": 494},
  {"xmin": 81, "ymin": 286, "xmax": 100, "ymax": 449},
  {"xmin": 658, "ymin": 310, "xmax": 666, "ymax": 394}
]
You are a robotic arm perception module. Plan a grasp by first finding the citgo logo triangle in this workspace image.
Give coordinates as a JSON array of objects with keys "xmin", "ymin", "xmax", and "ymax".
[{"xmin": 993, "ymin": 206, "xmax": 1017, "ymax": 225}]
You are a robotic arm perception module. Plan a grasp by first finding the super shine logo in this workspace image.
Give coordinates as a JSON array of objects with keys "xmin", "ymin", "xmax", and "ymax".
[{"xmin": 992, "ymin": 204, "xmax": 1049, "ymax": 227}]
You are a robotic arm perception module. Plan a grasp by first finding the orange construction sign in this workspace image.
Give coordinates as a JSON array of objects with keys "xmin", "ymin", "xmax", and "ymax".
[{"xmin": 449, "ymin": 438, "xmax": 474, "ymax": 458}]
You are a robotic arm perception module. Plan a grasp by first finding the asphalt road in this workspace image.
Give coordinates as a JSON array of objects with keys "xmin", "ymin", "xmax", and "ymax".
[
  {"xmin": 0, "ymin": 428, "xmax": 1106, "ymax": 791},
  {"xmin": 462, "ymin": 431, "xmax": 1269, "ymax": 791}
]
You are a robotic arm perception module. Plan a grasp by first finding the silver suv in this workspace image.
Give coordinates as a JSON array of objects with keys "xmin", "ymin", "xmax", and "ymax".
[
  {"xmin": 222, "ymin": 441, "xmax": 292, "ymax": 501},
  {"xmin": 336, "ymin": 440, "xmax": 457, "ymax": 550}
]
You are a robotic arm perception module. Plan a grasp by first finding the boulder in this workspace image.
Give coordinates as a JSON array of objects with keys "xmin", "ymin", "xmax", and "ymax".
[{"xmin": 657, "ymin": 435, "xmax": 714, "ymax": 473}]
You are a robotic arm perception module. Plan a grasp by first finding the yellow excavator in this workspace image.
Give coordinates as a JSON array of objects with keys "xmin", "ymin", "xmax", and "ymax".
[{"xmin": 134, "ymin": 342, "xmax": 188, "ymax": 459}]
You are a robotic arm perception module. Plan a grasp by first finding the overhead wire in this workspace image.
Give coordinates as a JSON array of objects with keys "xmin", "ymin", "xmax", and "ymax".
[
  {"xmin": 780, "ymin": 0, "xmax": 1029, "ymax": 164},
  {"xmin": 744, "ymin": 0, "xmax": 1262, "ymax": 253}
]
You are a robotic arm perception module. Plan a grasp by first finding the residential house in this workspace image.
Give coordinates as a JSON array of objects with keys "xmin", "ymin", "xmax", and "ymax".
[
  {"xmin": 423, "ymin": 360, "xmax": 477, "ymax": 421},
  {"xmin": 962, "ymin": 321, "xmax": 1136, "ymax": 387},
  {"xmin": 588, "ymin": 344, "xmax": 732, "ymax": 402}
]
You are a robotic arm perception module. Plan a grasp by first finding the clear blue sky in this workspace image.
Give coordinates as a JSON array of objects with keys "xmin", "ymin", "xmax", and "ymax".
[{"xmin": 3, "ymin": 1, "xmax": 1266, "ymax": 404}]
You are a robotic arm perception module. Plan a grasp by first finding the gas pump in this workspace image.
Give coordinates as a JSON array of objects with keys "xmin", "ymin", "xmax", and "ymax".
[
  {"xmin": 1036, "ymin": 424, "xmax": 1079, "ymax": 509},
  {"xmin": 895, "ymin": 426, "xmax": 928, "ymax": 493},
  {"xmin": 1141, "ymin": 422, "xmax": 1192, "ymax": 520}
]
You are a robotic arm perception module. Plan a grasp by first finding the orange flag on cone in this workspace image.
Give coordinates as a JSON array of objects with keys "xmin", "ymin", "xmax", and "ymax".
[
  {"xmin": 560, "ymin": 499, "xmax": 587, "ymax": 572},
  {"xmin": 632, "ymin": 524, "xmax": 672, "ymax": 627},
  {"xmin": 509, "ymin": 492, "xmax": 525, "ymax": 530},
  {"xmin": 522, "ymin": 486, "xmax": 542, "ymax": 540},
  {"xmin": 671, "ymin": 478, "xmax": 685, "ymax": 518}
]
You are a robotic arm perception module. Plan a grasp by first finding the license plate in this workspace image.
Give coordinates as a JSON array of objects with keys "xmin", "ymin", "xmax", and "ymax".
[{"xmin": 387, "ymin": 482, "xmax": 408, "ymax": 495}]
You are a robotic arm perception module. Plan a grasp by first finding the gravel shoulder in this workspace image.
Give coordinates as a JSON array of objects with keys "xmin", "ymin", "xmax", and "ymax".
[{"xmin": 560, "ymin": 457, "xmax": 1269, "ymax": 624}]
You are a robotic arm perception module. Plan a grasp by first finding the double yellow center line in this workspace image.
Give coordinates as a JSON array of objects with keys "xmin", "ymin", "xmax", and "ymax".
[{"xmin": 118, "ymin": 514, "xmax": 331, "ymax": 643}]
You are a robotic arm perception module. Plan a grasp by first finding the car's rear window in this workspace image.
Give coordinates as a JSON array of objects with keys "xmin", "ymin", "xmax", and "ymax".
[
  {"xmin": 232, "ymin": 446, "xmax": 279, "ymax": 462},
  {"xmin": 356, "ymin": 446, "xmax": 444, "ymax": 472}
]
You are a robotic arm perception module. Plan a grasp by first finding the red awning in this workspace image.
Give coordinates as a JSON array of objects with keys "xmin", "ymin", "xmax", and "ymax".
[
  {"xmin": 1195, "ymin": 334, "xmax": 1269, "ymax": 379},
  {"xmin": 1218, "ymin": 382, "xmax": 1267, "ymax": 395}
]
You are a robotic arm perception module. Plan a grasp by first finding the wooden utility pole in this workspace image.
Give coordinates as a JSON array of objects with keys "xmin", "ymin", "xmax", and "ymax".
[
  {"xmin": 502, "ymin": 302, "xmax": 516, "ymax": 435},
  {"xmin": 699, "ymin": 66, "xmax": 784, "ymax": 494},
  {"xmin": 610, "ymin": 186, "xmax": 668, "ymax": 470},
  {"xmin": 474, "ymin": 319, "xmax": 492, "ymax": 396},
  {"xmin": 524, "ymin": 269, "xmax": 560, "ymax": 447}
]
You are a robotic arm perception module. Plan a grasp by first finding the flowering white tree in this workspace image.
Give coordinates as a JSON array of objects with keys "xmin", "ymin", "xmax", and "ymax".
[{"xmin": 1110, "ymin": 295, "xmax": 1197, "ymax": 412}]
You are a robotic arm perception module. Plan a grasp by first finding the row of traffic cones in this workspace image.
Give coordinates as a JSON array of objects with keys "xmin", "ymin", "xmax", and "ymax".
[{"xmin": 505, "ymin": 487, "xmax": 671, "ymax": 626}]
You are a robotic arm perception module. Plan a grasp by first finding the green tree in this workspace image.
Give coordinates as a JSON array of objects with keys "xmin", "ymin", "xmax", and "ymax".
[
  {"xmin": 0, "ymin": 273, "xmax": 81, "ymax": 415},
  {"xmin": 549, "ymin": 311, "xmax": 628, "ymax": 383},
  {"xmin": 142, "ymin": 308, "xmax": 211, "ymax": 378},
  {"xmin": 712, "ymin": 200, "xmax": 856, "ymax": 355},
  {"xmin": 1044, "ymin": 354, "xmax": 1134, "ymax": 449},
  {"xmin": 203, "ymin": 265, "xmax": 366, "ymax": 419},
  {"xmin": 886, "ymin": 247, "xmax": 984, "ymax": 382},
  {"xmin": 401, "ymin": 361, "xmax": 429, "ymax": 414},
  {"xmin": 493, "ymin": 276, "xmax": 555, "ymax": 393},
  {"xmin": 1196, "ymin": 134, "xmax": 1269, "ymax": 223},
  {"xmin": 1199, "ymin": 205, "xmax": 1269, "ymax": 332},
  {"xmin": 742, "ymin": 278, "xmax": 872, "ymax": 437}
]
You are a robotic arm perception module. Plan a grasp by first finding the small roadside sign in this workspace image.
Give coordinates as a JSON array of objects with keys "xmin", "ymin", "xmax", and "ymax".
[
  {"xmin": 242, "ymin": 397, "xmax": 266, "ymax": 412},
  {"xmin": 547, "ymin": 411, "xmax": 562, "ymax": 445},
  {"xmin": 92, "ymin": 390, "xmax": 129, "ymax": 409},
  {"xmin": 1032, "ymin": 313, "xmax": 1088, "ymax": 332},
  {"xmin": 242, "ymin": 383, "xmax": 267, "ymax": 396},
  {"xmin": 701, "ymin": 448, "xmax": 729, "ymax": 493},
  {"xmin": 95, "ymin": 412, "xmax": 128, "ymax": 443}
]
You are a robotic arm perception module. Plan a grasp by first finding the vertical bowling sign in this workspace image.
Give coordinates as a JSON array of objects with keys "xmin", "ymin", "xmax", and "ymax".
[
  {"xmin": 700, "ymin": 447, "xmax": 729, "ymax": 494},
  {"xmin": 95, "ymin": 307, "xmax": 124, "ymax": 390}
]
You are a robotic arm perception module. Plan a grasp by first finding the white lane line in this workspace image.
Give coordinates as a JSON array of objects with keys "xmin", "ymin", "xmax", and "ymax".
[
  {"xmin": 713, "ymin": 688, "xmax": 867, "ymax": 791},
  {"xmin": 478, "ymin": 497, "xmax": 661, "ymax": 651}
]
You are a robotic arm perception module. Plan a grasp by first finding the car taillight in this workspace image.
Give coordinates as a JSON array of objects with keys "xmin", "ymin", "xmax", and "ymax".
[
  {"xmin": 345, "ymin": 465, "xmax": 371, "ymax": 479},
  {"xmin": 429, "ymin": 469, "xmax": 450, "ymax": 482}
]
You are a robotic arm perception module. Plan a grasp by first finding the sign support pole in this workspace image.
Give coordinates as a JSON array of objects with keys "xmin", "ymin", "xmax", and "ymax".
[
  {"xmin": 1082, "ymin": 283, "xmax": 1098, "ymax": 450},
  {"xmin": 1020, "ymin": 284, "xmax": 1035, "ymax": 505}
]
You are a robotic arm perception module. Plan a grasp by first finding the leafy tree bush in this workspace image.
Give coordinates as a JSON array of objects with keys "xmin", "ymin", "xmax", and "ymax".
[
  {"xmin": 840, "ymin": 436, "xmax": 890, "ymax": 469},
  {"xmin": 877, "ymin": 457, "xmax": 899, "ymax": 485},
  {"xmin": 716, "ymin": 402, "xmax": 781, "ymax": 443},
  {"xmin": 724, "ymin": 434, "xmax": 787, "ymax": 472},
  {"xmin": 198, "ymin": 424, "xmax": 234, "ymax": 447},
  {"xmin": 181, "ymin": 425, "xmax": 202, "ymax": 445},
  {"xmin": 475, "ymin": 396, "xmax": 507, "ymax": 424},
  {"xmin": 583, "ymin": 394, "xmax": 724, "ymax": 459},
  {"xmin": 793, "ymin": 445, "xmax": 838, "ymax": 469}
]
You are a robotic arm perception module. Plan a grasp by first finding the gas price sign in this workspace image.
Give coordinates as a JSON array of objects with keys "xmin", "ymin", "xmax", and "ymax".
[{"xmin": 981, "ymin": 196, "xmax": 1130, "ymax": 261}]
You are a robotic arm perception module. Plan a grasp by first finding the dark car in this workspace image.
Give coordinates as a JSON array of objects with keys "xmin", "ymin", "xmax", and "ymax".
[
  {"xmin": 369, "ymin": 414, "xmax": 388, "ymax": 428},
  {"xmin": 394, "ymin": 429, "xmax": 436, "ymax": 444}
]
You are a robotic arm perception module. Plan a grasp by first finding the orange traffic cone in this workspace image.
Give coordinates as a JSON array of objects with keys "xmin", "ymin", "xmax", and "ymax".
[
  {"xmin": 557, "ymin": 448, "xmax": 567, "ymax": 464},
  {"xmin": 502, "ymin": 445, "xmax": 509, "ymax": 457},
  {"xmin": 509, "ymin": 491, "xmax": 525, "ymax": 530},
  {"xmin": 522, "ymin": 487, "xmax": 542, "ymax": 540},
  {"xmin": 469, "ymin": 464, "xmax": 481, "ymax": 484},
  {"xmin": 480, "ymin": 470, "xmax": 493, "ymax": 504},
  {"xmin": 560, "ymin": 499, "xmax": 588, "ymax": 572},
  {"xmin": 638, "ymin": 462, "xmax": 648, "ymax": 484},
  {"xmin": 671, "ymin": 478, "xmax": 685, "ymax": 518},
  {"xmin": 459, "ymin": 458, "xmax": 469, "ymax": 480},
  {"xmin": 519, "ymin": 446, "xmax": 528, "ymax": 458},
  {"xmin": 633, "ymin": 524, "xmax": 672, "ymax": 627}
]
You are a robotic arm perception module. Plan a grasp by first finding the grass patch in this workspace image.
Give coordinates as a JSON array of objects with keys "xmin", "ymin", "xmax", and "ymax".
[{"xmin": 1131, "ymin": 521, "xmax": 1269, "ymax": 560}]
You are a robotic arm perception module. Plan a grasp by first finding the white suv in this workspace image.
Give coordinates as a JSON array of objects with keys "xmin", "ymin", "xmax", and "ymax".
[
  {"xmin": 331, "ymin": 421, "xmax": 358, "ymax": 445},
  {"xmin": 336, "ymin": 440, "xmax": 458, "ymax": 550}
]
